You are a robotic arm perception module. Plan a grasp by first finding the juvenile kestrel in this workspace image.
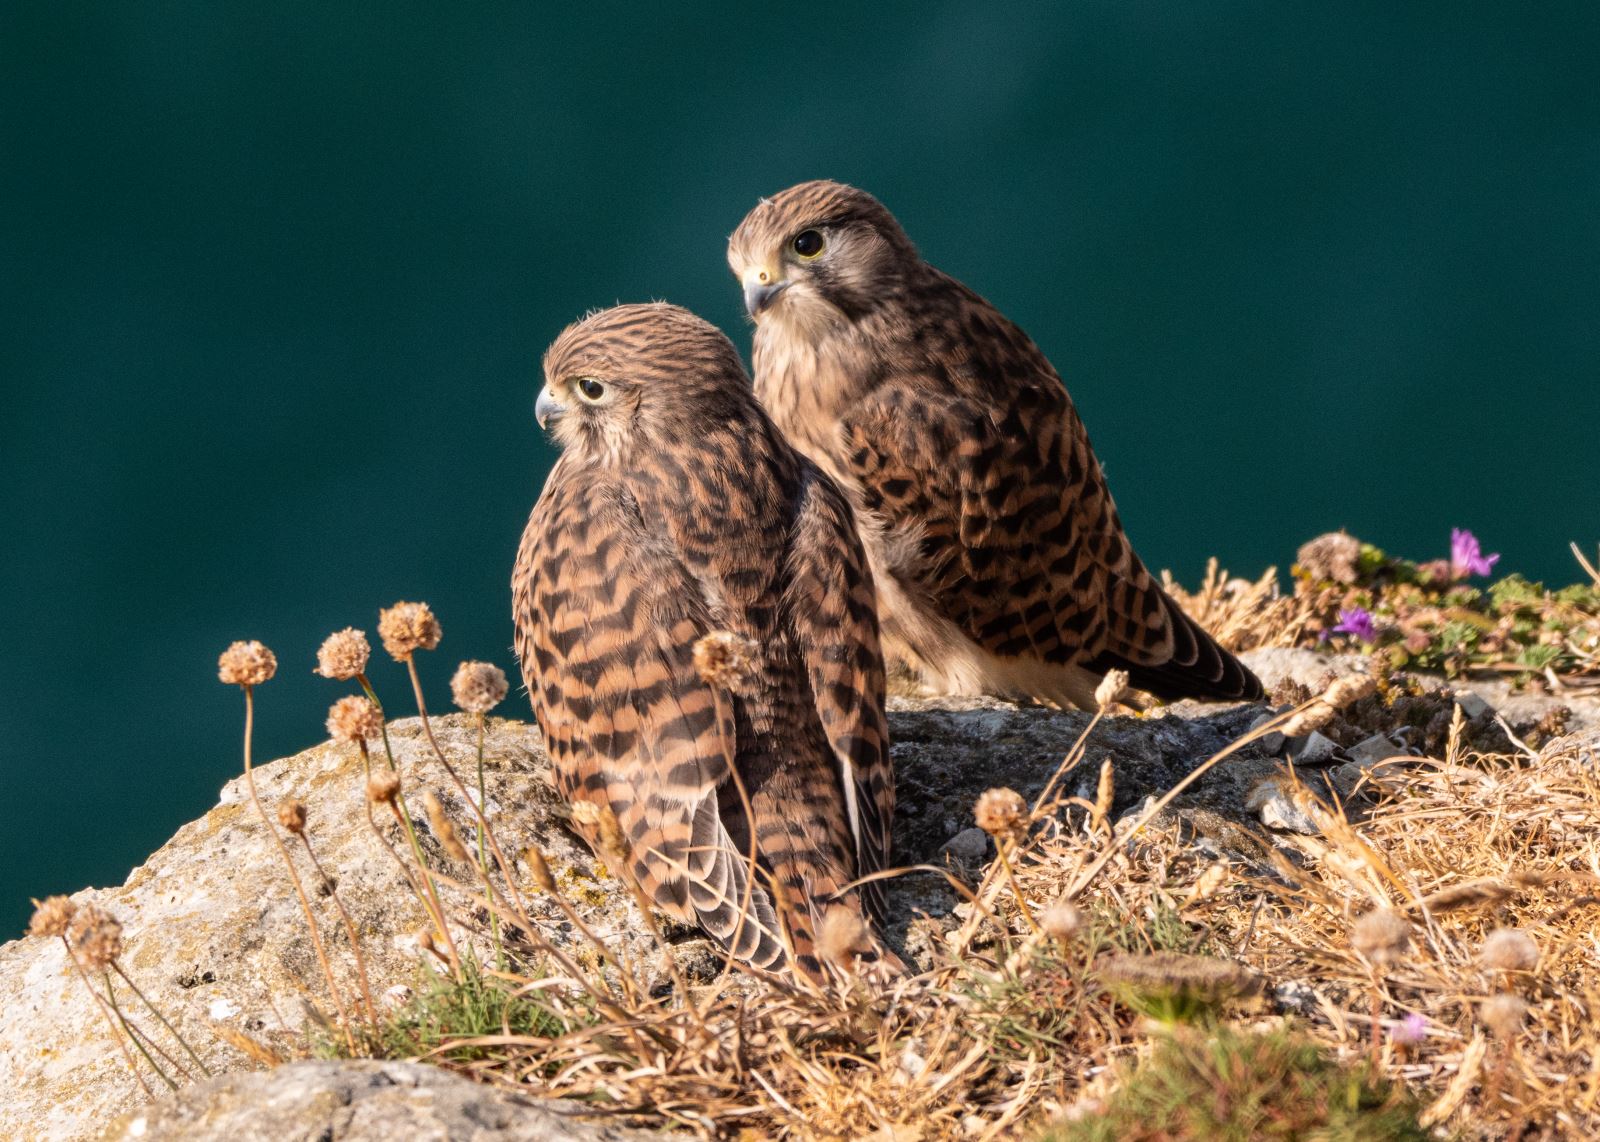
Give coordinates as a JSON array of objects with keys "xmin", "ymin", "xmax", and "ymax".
[
  {"xmin": 512, "ymin": 303, "xmax": 894, "ymax": 978},
  {"xmin": 728, "ymin": 181, "xmax": 1263, "ymax": 709}
]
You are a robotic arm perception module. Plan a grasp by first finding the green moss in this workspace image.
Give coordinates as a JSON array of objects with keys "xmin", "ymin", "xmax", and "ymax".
[{"xmin": 1038, "ymin": 1025, "xmax": 1428, "ymax": 1142}]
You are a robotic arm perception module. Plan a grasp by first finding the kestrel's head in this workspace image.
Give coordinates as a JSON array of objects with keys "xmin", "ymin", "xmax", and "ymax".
[
  {"xmin": 537, "ymin": 303, "xmax": 754, "ymax": 464},
  {"xmin": 727, "ymin": 180, "xmax": 918, "ymax": 336}
]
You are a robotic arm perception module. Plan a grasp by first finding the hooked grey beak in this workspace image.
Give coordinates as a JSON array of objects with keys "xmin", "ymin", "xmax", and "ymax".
[
  {"xmin": 744, "ymin": 278, "xmax": 789, "ymax": 317},
  {"xmin": 534, "ymin": 385, "xmax": 566, "ymax": 430}
]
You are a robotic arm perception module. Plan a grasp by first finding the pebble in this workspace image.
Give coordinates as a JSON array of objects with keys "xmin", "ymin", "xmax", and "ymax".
[{"xmin": 1245, "ymin": 778, "xmax": 1319, "ymax": 835}]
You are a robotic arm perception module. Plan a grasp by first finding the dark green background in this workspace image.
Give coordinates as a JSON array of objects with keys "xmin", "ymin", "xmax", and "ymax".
[{"xmin": 3, "ymin": 3, "xmax": 1597, "ymax": 933}]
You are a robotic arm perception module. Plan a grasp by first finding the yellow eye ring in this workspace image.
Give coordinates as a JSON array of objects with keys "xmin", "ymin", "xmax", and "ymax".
[
  {"xmin": 575, "ymin": 377, "xmax": 606, "ymax": 402},
  {"xmin": 791, "ymin": 229, "xmax": 825, "ymax": 259}
]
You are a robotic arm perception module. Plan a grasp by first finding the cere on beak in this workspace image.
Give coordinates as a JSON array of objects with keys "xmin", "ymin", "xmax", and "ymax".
[
  {"xmin": 535, "ymin": 385, "xmax": 566, "ymax": 430},
  {"xmin": 744, "ymin": 277, "xmax": 790, "ymax": 317}
]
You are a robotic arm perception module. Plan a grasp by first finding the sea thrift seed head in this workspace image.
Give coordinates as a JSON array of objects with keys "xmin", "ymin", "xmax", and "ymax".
[
  {"xmin": 1350, "ymin": 907, "xmax": 1412, "ymax": 968},
  {"xmin": 692, "ymin": 631, "xmax": 760, "ymax": 695},
  {"xmin": 327, "ymin": 695, "xmax": 384, "ymax": 743},
  {"xmin": 818, "ymin": 906, "xmax": 872, "ymax": 968},
  {"xmin": 218, "ymin": 640, "xmax": 277, "ymax": 687},
  {"xmin": 366, "ymin": 772, "xmax": 401, "ymax": 805},
  {"xmin": 28, "ymin": 896, "xmax": 77, "ymax": 939},
  {"xmin": 974, "ymin": 787, "xmax": 1028, "ymax": 838},
  {"xmin": 1480, "ymin": 928, "xmax": 1540, "ymax": 973},
  {"xmin": 1094, "ymin": 669, "xmax": 1130, "ymax": 711},
  {"xmin": 1296, "ymin": 532, "xmax": 1363, "ymax": 585},
  {"xmin": 314, "ymin": 628, "xmax": 371, "ymax": 680},
  {"xmin": 450, "ymin": 660, "xmax": 508, "ymax": 714},
  {"xmin": 277, "ymin": 800, "xmax": 307, "ymax": 835},
  {"xmin": 1481, "ymin": 993, "xmax": 1528, "ymax": 1040},
  {"xmin": 1041, "ymin": 901, "xmax": 1083, "ymax": 944},
  {"xmin": 67, "ymin": 904, "xmax": 124, "ymax": 971},
  {"xmin": 377, "ymin": 601, "xmax": 442, "ymax": 661},
  {"xmin": 1450, "ymin": 528, "xmax": 1500, "ymax": 580}
]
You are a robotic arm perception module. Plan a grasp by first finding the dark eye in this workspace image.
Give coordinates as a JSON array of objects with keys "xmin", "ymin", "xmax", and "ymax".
[
  {"xmin": 576, "ymin": 377, "xmax": 605, "ymax": 402},
  {"xmin": 791, "ymin": 229, "xmax": 824, "ymax": 259}
]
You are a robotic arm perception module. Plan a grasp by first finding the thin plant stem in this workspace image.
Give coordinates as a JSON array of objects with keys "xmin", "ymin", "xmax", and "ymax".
[
  {"xmin": 104, "ymin": 972, "xmax": 184, "ymax": 1087},
  {"xmin": 402, "ymin": 657, "xmax": 531, "ymax": 924},
  {"xmin": 296, "ymin": 833, "xmax": 378, "ymax": 1028},
  {"xmin": 61, "ymin": 939, "xmax": 155, "ymax": 1098},
  {"xmin": 474, "ymin": 713, "xmax": 504, "ymax": 967},
  {"xmin": 356, "ymin": 718, "xmax": 463, "ymax": 978},
  {"xmin": 238, "ymin": 685, "xmax": 355, "ymax": 1052},
  {"xmin": 112, "ymin": 962, "xmax": 212, "ymax": 1078},
  {"xmin": 993, "ymin": 837, "xmax": 1042, "ymax": 938}
]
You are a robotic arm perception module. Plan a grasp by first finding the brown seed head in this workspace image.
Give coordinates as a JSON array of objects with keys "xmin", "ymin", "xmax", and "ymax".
[
  {"xmin": 974, "ymin": 787, "xmax": 1028, "ymax": 838},
  {"xmin": 314, "ymin": 627, "xmax": 371, "ymax": 680},
  {"xmin": 1480, "ymin": 993, "xmax": 1528, "ymax": 1040},
  {"xmin": 366, "ymin": 772, "xmax": 401, "ymax": 805},
  {"xmin": 818, "ymin": 906, "xmax": 872, "ymax": 969},
  {"xmin": 1325, "ymin": 673, "xmax": 1378, "ymax": 709},
  {"xmin": 693, "ymin": 631, "xmax": 761, "ymax": 695},
  {"xmin": 524, "ymin": 846, "xmax": 556, "ymax": 893},
  {"xmin": 1094, "ymin": 669, "xmax": 1130, "ymax": 711},
  {"xmin": 1296, "ymin": 532, "xmax": 1363, "ymax": 585},
  {"xmin": 595, "ymin": 805, "xmax": 631, "ymax": 865},
  {"xmin": 377, "ymin": 601, "xmax": 442, "ymax": 661},
  {"xmin": 277, "ymin": 800, "xmax": 307, "ymax": 835},
  {"xmin": 1097, "ymin": 951, "xmax": 1265, "ymax": 1005},
  {"xmin": 1041, "ymin": 901, "xmax": 1083, "ymax": 945},
  {"xmin": 67, "ymin": 904, "xmax": 124, "ymax": 971},
  {"xmin": 1480, "ymin": 928, "xmax": 1539, "ymax": 974},
  {"xmin": 422, "ymin": 791, "xmax": 470, "ymax": 862},
  {"xmin": 450, "ymin": 660, "xmax": 509, "ymax": 714},
  {"xmin": 28, "ymin": 895, "xmax": 78, "ymax": 939},
  {"xmin": 416, "ymin": 926, "xmax": 437, "ymax": 953},
  {"xmin": 1350, "ymin": 907, "xmax": 1412, "ymax": 968},
  {"xmin": 327, "ymin": 695, "xmax": 384, "ymax": 743},
  {"xmin": 218, "ymin": 640, "xmax": 277, "ymax": 687}
]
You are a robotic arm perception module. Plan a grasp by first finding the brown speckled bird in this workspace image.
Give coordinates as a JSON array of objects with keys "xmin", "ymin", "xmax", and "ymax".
[
  {"xmin": 511, "ymin": 303, "xmax": 894, "ymax": 978},
  {"xmin": 728, "ymin": 181, "xmax": 1263, "ymax": 709}
]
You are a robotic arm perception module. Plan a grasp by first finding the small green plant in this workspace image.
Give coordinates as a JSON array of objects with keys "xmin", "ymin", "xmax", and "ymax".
[
  {"xmin": 326, "ymin": 953, "xmax": 570, "ymax": 1065},
  {"xmin": 1042, "ymin": 1025, "xmax": 1428, "ymax": 1142}
]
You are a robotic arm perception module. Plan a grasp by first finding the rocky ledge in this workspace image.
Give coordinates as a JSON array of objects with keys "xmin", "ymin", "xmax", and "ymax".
[{"xmin": 2, "ymin": 648, "xmax": 1591, "ymax": 1141}]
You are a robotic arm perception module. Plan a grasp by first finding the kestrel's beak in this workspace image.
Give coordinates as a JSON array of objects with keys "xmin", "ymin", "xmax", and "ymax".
[
  {"xmin": 743, "ymin": 274, "xmax": 790, "ymax": 318},
  {"xmin": 535, "ymin": 385, "xmax": 566, "ymax": 430}
]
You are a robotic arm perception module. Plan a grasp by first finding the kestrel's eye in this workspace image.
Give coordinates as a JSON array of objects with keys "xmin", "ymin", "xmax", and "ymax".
[
  {"xmin": 791, "ymin": 229, "xmax": 825, "ymax": 259},
  {"xmin": 575, "ymin": 377, "xmax": 606, "ymax": 402}
]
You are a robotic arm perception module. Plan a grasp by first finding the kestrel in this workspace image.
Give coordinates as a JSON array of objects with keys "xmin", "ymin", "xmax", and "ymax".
[
  {"xmin": 728, "ymin": 181, "xmax": 1263, "ymax": 709},
  {"xmin": 512, "ymin": 303, "xmax": 894, "ymax": 978}
]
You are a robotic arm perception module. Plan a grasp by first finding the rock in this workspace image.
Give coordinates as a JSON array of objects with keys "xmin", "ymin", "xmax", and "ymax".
[
  {"xmin": 1287, "ymin": 730, "xmax": 1339, "ymax": 766},
  {"xmin": 1453, "ymin": 690, "xmax": 1493, "ymax": 720},
  {"xmin": 1245, "ymin": 777, "xmax": 1320, "ymax": 835},
  {"xmin": 1347, "ymin": 733, "xmax": 1406, "ymax": 765},
  {"xmin": 98, "ymin": 1059, "xmax": 650, "ymax": 1141},
  {"xmin": 940, "ymin": 827, "xmax": 989, "ymax": 866},
  {"xmin": 0, "ymin": 693, "xmax": 1295, "ymax": 1141},
  {"xmin": 1247, "ymin": 714, "xmax": 1286, "ymax": 756},
  {"xmin": 0, "ymin": 716, "xmax": 666, "ymax": 1142}
]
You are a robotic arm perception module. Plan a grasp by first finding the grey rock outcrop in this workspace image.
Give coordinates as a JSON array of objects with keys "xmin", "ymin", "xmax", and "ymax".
[
  {"xmin": 5, "ymin": 647, "xmax": 1591, "ymax": 1140},
  {"xmin": 97, "ymin": 1059, "xmax": 651, "ymax": 1141}
]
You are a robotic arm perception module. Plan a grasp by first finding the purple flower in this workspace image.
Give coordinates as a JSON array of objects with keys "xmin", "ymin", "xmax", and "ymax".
[
  {"xmin": 1326, "ymin": 607, "xmax": 1376, "ymax": 644},
  {"xmin": 1450, "ymin": 528, "xmax": 1500, "ymax": 580},
  {"xmin": 1389, "ymin": 1012, "xmax": 1428, "ymax": 1046}
]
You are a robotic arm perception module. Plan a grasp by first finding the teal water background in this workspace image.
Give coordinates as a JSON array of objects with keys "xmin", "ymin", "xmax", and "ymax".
[{"xmin": 3, "ymin": 3, "xmax": 1597, "ymax": 933}]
